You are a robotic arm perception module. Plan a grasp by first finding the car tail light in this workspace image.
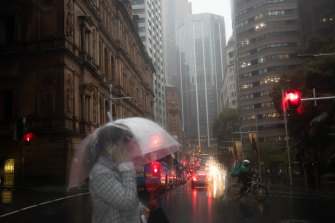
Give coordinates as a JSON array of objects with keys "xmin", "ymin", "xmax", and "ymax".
[{"xmin": 192, "ymin": 177, "xmax": 197, "ymax": 181}]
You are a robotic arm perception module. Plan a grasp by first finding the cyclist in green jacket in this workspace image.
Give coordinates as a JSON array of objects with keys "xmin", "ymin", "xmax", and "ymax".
[{"xmin": 238, "ymin": 160, "xmax": 254, "ymax": 192}]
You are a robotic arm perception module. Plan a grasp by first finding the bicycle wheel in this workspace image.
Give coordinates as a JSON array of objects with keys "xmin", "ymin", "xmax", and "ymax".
[
  {"xmin": 253, "ymin": 184, "xmax": 268, "ymax": 202},
  {"xmin": 228, "ymin": 184, "xmax": 242, "ymax": 200}
]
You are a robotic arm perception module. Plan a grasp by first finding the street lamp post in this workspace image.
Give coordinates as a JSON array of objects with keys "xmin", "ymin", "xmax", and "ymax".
[{"xmin": 108, "ymin": 84, "xmax": 132, "ymax": 121}]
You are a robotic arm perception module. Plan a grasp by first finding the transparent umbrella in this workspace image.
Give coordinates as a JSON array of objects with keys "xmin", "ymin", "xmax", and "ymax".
[
  {"xmin": 114, "ymin": 117, "xmax": 181, "ymax": 164},
  {"xmin": 68, "ymin": 117, "xmax": 180, "ymax": 190}
]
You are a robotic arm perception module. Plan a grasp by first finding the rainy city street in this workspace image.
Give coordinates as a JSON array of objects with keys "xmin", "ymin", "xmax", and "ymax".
[
  {"xmin": 1, "ymin": 177, "xmax": 335, "ymax": 223},
  {"xmin": 1, "ymin": 0, "xmax": 335, "ymax": 222}
]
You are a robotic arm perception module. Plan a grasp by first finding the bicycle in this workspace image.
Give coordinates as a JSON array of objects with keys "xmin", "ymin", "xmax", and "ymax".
[{"xmin": 227, "ymin": 177, "xmax": 268, "ymax": 202}]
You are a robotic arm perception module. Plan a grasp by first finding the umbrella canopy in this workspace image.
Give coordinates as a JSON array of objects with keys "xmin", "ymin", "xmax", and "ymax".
[
  {"xmin": 68, "ymin": 117, "xmax": 180, "ymax": 190},
  {"xmin": 114, "ymin": 117, "xmax": 181, "ymax": 164}
]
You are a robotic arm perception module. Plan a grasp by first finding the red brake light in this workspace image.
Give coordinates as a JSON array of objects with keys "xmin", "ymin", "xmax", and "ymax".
[
  {"xmin": 192, "ymin": 177, "xmax": 197, "ymax": 181},
  {"xmin": 154, "ymin": 167, "xmax": 158, "ymax": 173}
]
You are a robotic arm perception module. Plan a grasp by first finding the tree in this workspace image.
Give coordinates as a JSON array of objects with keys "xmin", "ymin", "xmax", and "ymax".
[
  {"xmin": 213, "ymin": 108, "xmax": 239, "ymax": 169},
  {"xmin": 271, "ymin": 35, "xmax": 335, "ymax": 188},
  {"xmin": 213, "ymin": 108, "xmax": 239, "ymax": 147}
]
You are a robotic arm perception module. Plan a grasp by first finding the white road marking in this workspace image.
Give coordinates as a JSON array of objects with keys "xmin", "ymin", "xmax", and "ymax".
[
  {"xmin": 20, "ymin": 205, "xmax": 38, "ymax": 210},
  {"xmin": 0, "ymin": 192, "xmax": 89, "ymax": 218},
  {"xmin": 0, "ymin": 210, "xmax": 20, "ymax": 217}
]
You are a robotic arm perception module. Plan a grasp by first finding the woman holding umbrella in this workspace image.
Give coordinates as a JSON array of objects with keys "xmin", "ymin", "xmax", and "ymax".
[
  {"xmin": 68, "ymin": 117, "xmax": 180, "ymax": 223},
  {"xmin": 86, "ymin": 123, "xmax": 149, "ymax": 223}
]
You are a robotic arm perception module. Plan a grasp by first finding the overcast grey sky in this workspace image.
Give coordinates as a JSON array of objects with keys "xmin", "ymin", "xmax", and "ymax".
[{"xmin": 189, "ymin": 0, "xmax": 232, "ymax": 41}]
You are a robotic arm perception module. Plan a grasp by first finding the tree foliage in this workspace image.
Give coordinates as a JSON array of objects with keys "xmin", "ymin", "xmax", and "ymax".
[
  {"xmin": 271, "ymin": 35, "xmax": 335, "ymax": 181},
  {"xmin": 213, "ymin": 108, "xmax": 239, "ymax": 169},
  {"xmin": 213, "ymin": 108, "xmax": 239, "ymax": 147}
]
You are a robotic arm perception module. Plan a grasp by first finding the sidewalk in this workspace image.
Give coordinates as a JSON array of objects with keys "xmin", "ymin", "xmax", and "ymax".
[{"xmin": 264, "ymin": 178, "xmax": 335, "ymax": 198}]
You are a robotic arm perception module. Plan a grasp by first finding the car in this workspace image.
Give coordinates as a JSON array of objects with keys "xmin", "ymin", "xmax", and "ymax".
[{"xmin": 191, "ymin": 170, "xmax": 210, "ymax": 188}]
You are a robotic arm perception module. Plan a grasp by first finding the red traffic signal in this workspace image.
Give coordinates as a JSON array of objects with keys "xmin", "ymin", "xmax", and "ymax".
[
  {"xmin": 150, "ymin": 161, "xmax": 162, "ymax": 175},
  {"xmin": 23, "ymin": 132, "xmax": 35, "ymax": 145},
  {"xmin": 281, "ymin": 90, "xmax": 302, "ymax": 113}
]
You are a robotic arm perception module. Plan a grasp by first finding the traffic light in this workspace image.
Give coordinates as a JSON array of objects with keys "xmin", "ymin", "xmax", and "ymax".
[
  {"xmin": 150, "ymin": 161, "xmax": 161, "ymax": 175},
  {"xmin": 281, "ymin": 90, "xmax": 302, "ymax": 113},
  {"xmin": 23, "ymin": 132, "xmax": 35, "ymax": 145}
]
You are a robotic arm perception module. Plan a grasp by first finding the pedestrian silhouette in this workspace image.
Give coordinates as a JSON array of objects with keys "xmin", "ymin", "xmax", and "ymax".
[{"xmin": 251, "ymin": 134, "xmax": 257, "ymax": 157}]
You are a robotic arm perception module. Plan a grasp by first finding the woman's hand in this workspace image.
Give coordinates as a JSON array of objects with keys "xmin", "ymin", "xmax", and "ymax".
[
  {"xmin": 140, "ymin": 205, "xmax": 150, "ymax": 221},
  {"xmin": 114, "ymin": 146, "xmax": 131, "ymax": 165}
]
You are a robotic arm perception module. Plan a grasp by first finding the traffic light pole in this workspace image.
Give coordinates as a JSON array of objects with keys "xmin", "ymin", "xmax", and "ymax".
[
  {"xmin": 282, "ymin": 90, "xmax": 293, "ymax": 186},
  {"xmin": 283, "ymin": 108, "xmax": 293, "ymax": 186},
  {"xmin": 281, "ymin": 88, "xmax": 335, "ymax": 187},
  {"xmin": 22, "ymin": 117, "xmax": 26, "ymax": 185}
]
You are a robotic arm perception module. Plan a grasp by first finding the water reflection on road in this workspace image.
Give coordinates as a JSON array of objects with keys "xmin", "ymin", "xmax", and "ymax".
[
  {"xmin": 1, "ymin": 190, "xmax": 12, "ymax": 204},
  {"xmin": 162, "ymin": 171, "xmax": 227, "ymax": 223},
  {"xmin": 160, "ymin": 172, "xmax": 335, "ymax": 223}
]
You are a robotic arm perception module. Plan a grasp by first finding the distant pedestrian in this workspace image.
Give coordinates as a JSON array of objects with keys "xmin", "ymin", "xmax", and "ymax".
[{"xmin": 88, "ymin": 124, "xmax": 150, "ymax": 223}]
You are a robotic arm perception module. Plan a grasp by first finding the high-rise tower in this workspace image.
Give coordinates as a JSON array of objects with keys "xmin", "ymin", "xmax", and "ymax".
[
  {"xmin": 162, "ymin": 0, "xmax": 192, "ymax": 85},
  {"xmin": 232, "ymin": 0, "xmax": 301, "ymax": 145},
  {"xmin": 132, "ymin": 0, "xmax": 166, "ymax": 127},
  {"xmin": 176, "ymin": 13, "xmax": 226, "ymax": 148}
]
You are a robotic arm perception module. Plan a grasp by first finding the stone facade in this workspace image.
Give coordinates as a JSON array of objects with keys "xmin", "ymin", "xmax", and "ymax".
[
  {"xmin": 0, "ymin": 0, "xmax": 154, "ymax": 185},
  {"xmin": 165, "ymin": 85, "xmax": 182, "ymax": 144}
]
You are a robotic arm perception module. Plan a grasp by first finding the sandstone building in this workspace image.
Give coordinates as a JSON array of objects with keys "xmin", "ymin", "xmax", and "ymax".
[
  {"xmin": 165, "ymin": 84, "xmax": 189, "ymax": 159},
  {"xmin": 0, "ymin": 0, "xmax": 154, "ymax": 185}
]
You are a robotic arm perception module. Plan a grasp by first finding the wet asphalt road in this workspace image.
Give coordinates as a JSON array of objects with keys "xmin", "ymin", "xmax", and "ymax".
[
  {"xmin": 160, "ymin": 180, "xmax": 335, "ymax": 223},
  {"xmin": 1, "ymin": 179, "xmax": 335, "ymax": 223}
]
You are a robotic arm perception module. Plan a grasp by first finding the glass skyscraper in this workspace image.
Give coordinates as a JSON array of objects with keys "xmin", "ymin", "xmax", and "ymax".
[
  {"xmin": 176, "ymin": 13, "xmax": 227, "ymax": 148},
  {"xmin": 132, "ymin": 0, "xmax": 166, "ymax": 128}
]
